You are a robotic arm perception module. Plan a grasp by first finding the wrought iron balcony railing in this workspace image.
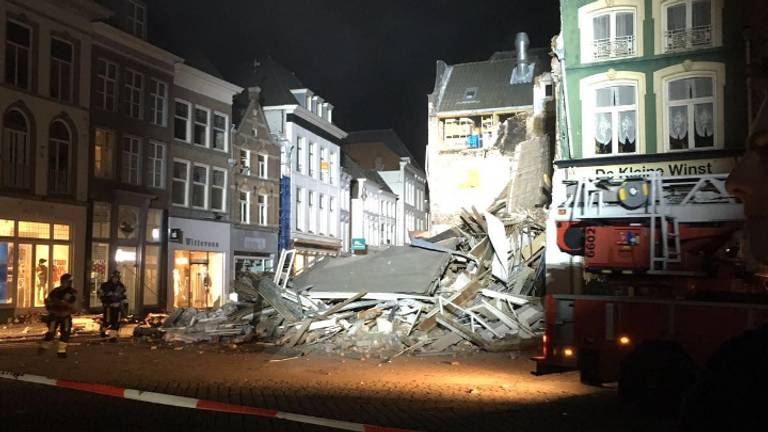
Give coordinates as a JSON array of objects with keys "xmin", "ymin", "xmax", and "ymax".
[
  {"xmin": 664, "ymin": 25, "xmax": 712, "ymax": 53},
  {"xmin": 592, "ymin": 35, "xmax": 636, "ymax": 60}
]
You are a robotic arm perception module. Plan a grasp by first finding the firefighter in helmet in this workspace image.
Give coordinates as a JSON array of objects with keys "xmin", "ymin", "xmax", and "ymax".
[
  {"xmin": 98, "ymin": 270, "xmax": 127, "ymax": 342},
  {"xmin": 39, "ymin": 273, "xmax": 77, "ymax": 358}
]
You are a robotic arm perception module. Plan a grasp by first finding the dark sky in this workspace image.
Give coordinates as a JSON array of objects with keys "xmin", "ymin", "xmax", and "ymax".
[{"xmin": 150, "ymin": 0, "xmax": 560, "ymax": 164}]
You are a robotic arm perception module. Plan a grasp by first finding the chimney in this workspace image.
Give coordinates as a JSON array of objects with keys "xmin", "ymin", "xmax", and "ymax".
[{"xmin": 516, "ymin": 32, "xmax": 529, "ymax": 64}]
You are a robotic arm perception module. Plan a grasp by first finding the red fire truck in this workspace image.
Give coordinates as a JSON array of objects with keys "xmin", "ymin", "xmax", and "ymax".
[{"xmin": 533, "ymin": 173, "xmax": 768, "ymax": 404}]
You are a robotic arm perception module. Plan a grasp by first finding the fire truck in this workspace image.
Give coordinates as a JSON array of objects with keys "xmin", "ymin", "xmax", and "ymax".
[{"xmin": 533, "ymin": 173, "xmax": 768, "ymax": 404}]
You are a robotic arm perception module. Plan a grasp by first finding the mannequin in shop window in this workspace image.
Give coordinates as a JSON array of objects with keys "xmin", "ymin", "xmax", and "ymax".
[{"xmin": 36, "ymin": 258, "xmax": 48, "ymax": 305}]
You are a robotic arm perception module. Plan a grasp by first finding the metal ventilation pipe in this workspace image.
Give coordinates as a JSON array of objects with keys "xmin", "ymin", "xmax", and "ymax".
[{"xmin": 516, "ymin": 32, "xmax": 529, "ymax": 64}]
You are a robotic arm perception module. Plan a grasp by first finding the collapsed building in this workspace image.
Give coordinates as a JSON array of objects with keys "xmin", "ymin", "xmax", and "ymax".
[{"xmin": 426, "ymin": 32, "xmax": 555, "ymax": 233}]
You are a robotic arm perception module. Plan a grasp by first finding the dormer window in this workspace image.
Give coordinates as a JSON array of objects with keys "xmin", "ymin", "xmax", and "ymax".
[
  {"xmin": 127, "ymin": 1, "xmax": 147, "ymax": 39},
  {"xmin": 591, "ymin": 10, "xmax": 636, "ymax": 60},
  {"xmin": 464, "ymin": 88, "xmax": 478, "ymax": 100},
  {"xmin": 663, "ymin": 0, "xmax": 712, "ymax": 53}
]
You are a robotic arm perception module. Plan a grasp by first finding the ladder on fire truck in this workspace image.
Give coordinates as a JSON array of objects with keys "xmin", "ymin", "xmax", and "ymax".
[{"xmin": 559, "ymin": 173, "xmax": 743, "ymax": 274}]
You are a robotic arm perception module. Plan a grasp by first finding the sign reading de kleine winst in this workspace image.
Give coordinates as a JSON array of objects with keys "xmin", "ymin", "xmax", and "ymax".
[{"xmin": 565, "ymin": 156, "xmax": 739, "ymax": 178}]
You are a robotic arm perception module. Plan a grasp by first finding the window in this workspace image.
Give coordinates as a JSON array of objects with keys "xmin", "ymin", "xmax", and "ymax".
[
  {"xmin": 2, "ymin": 110, "xmax": 31, "ymax": 189},
  {"xmin": 146, "ymin": 209, "xmax": 162, "ymax": 243},
  {"xmin": 211, "ymin": 168, "xmax": 226, "ymax": 212},
  {"xmin": 664, "ymin": 0, "xmax": 712, "ymax": 52},
  {"xmin": 296, "ymin": 137, "xmax": 306, "ymax": 174},
  {"xmin": 239, "ymin": 149, "xmax": 251, "ymax": 175},
  {"xmin": 319, "ymin": 194, "xmax": 326, "ymax": 234},
  {"xmin": 666, "ymin": 76, "xmax": 715, "ymax": 150},
  {"xmin": 308, "ymin": 191, "xmax": 316, "ymax": 233},
  {"xmin": 257, "ymin": 194, "xmax": 268, "ymax": 226},
  {"xmin": 172, "ymin": 160, "xmax": 189, "ymax": 206},
  {"xmin": 149, "ymin": 79, "xmax": 168, "ymax": 126},
  {"xmin": 257, "ymin": 154, "xmax": 268, "ymax": 179},
  {"xmin": 308, "ymin": 142, "xmax": 316, "ymax": 177},
  {"xmin": 48, "ymin": 121, "xmax": 71, "ymax": 194},
  {"xmin": 122, "ymin": 136, "xmax": 141, "ymax": 185},
  {"xmin": 591, "ymin": 10, "xmax": 636, "ymax": 60},
  {"xmin": 146, "ymin": 141, "xmax": 165, "ymax": 189},
  {"xmin": 328, "ymin": 152, "xmax": 336, "ymax": 185},
  {"xmin": 50, "ymin": 38, "xmax": 73, "ymax": 102},
  {"xmin": 174, "ymin": 100, "xmax": 191, "ymax": 141},
  {"xmin": 212, "ymin": 113, "xmax": 227, "ymax": 151},
  {"xmin": 239, "ymin": 192, "xmax": 251, "ymax": 224},
  {"xmin": 96, "ymin": 59, "xmax": 118, "ymax": 111},
  {"xmin": 5, "ymin": 20, "xmax": 31, "ymax": 89},
  {"xmin": 94, "ymin": 128, "xmax": 115, "ymax": 178},
  {"xmin": 191, "ymin": 164, "xmax": 209, "ymax": 208},
  {"xmin": 296, "ymin": 188, "xmax": 304, "ymax": 231},
  {"xmin": 125, "ymin": 69, "xmax": 143, "ymax": 119},
  {"xmin": 193, "ymin": 107, "xmax": 210, "ymax": 147},
  {"xmin": 320, "ymin": 148, "xmax": 328, "ymax": 183},
  {"xmin": 592, "ymin": 85, "xmax": 637, "ymax": 155},
  {"xmin": 127, "ymin": 0, "xmax": 147, "ymax": 39},
  {"xmin": 329, "ymin": 197, "xmax": 336, "ymax": 236}
]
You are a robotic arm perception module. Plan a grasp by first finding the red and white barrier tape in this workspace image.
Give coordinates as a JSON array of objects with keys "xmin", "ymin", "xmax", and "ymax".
[{"xmin": 0, "ymin": 371, "xmax": 418, "ymax": 432}]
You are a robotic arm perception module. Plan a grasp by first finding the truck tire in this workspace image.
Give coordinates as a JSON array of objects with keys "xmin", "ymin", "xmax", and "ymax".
[
  {"xmin": 618, "ymin": 340, "xmax": 697, "ymax": 412},
  {"xmin": 679, "ymin": 324, "xmax": 768, "ymax": 431}
]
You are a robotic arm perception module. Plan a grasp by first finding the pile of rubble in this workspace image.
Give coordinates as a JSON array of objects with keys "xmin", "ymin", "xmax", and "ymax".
[{"xmin": 158, "ymin": 200, "xmax": 546, "ymax": 359}]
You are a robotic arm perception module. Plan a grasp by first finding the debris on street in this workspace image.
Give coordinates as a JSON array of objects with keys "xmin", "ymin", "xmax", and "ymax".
[{"xmin": 157, "ymin": 183, "xmax": 547, "ymax": 358}]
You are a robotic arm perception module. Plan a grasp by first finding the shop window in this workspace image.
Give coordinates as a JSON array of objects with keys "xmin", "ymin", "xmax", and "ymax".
[
  {"xmin": 143, "ymin": 245, "xmax": 159, "ymax": 306},
  {"xmin": 94, "ymin": 128, "xmax": 115, "ymax": 179},
  {"xmin": 146, "ymin": 209, "xmax": 162, "ymax": 242},
  {"xmin": 173, "ymin": 250, "xmax": 223, "ymax": 309},
  {"xmin": 115, "ymin": 246, "xmax": 137, "ymax": 310},
  {"xmin": 48, "ymin": 120, "xmax": 72, "ymax": 194},
  {"xmin": 89, "ymin": 242, "xmax": 109, "ymax": 307},
  {"xmin": 666, "ymin": 75, "xmax": 715, "ymax": 150},
  {"xmin": 117, "ymin": 205, "xmax": 139, "ymax": 240},
  {"xmin": 5, "ymin": 20, "xmax": 31, "ymax": 90},
  {"xmin": 53, "ymin": 224, "xmax": 70, "ymax": 241},
  {"xmin": 0, "ymin": 242, "xmax": 11, "ymax": 304},
  {"xmin": 235, "ymin": 256, "xmax": 273, "ymax": 275},
  {"xmin": 34, "ymin": 244, "xmax": 49, "ymax": 307},
  {"xmin": 0, "ymin": 219, "xmax": 15, "ymax": 237},
  {"xmin": 17, "ymin": 244, "xmax": 31, "ymax": 308},
  {"xmin": 51, "ymin": 244, "xmax": 69, "ymax": 291},
  {"xmin": 2, "ymin": 109, "xmax": 32, "ymax": 189},
  {"xmin": 18, "ymin": 221, "xmax": 50, "ymax": 239},
  {"xmin": 92, "ymin": 202, "xmax": 111, "ymax": 239}
]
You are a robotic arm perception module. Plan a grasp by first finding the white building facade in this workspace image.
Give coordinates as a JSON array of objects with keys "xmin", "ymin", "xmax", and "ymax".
[{"xmin": 378, "ymin": 158, "xmax": 429, "ymax": 245}]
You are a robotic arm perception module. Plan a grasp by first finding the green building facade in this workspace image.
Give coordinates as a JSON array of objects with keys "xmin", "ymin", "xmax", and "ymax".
[{"xmin": 555, "ymin": 0, "xmax": 746, "ymax": 176}]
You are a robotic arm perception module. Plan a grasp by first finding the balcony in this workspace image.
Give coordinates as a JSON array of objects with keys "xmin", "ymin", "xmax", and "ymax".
[
  {"xmin": 592, "ymin": 35, "xmax": 636, "ymax": 60},
  {"xmin": 664, "ymin": 25, "xmax": 712, "ymax": 53}
]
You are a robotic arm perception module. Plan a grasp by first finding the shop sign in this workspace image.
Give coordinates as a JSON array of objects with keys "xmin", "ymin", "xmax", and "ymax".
[
  {"xmin": 184, "ymin": 237, "xmax": 221, "ymax": 248},
  {"xmin": 244, "ymin": 237, "xmax": 267, "ymax": 250},
  {"xmin": 566, "ymin": 156, "xmax": 738, "ymax": 179},
  {"xmin": 351, "ymin": 238, "xmax": 366, "ymax": 251},
  {"xmin": 169, "ymin": 228, "xmax": 183, "ymax": 243}
]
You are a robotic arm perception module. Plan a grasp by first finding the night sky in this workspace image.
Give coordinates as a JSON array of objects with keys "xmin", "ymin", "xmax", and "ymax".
[{"xmin": 150, "ymin": 0, "xmax": 560, "ymax": 164}]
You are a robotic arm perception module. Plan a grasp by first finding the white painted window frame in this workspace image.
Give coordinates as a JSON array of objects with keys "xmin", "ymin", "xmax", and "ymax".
[
  {"xmin": 212, "ymin": 111, "xmax": 228, "ymax": 152},
  {"xmin": 174, "ymin": 99, "xmax": 192, "ymax": 142},
  {"xmin": 193, "ymin": 106, "xmax": 211, "ymax": 148},
  {"xmin": 257, "ymin": 194, "xmax": 268, "ymax": 226},
  {"xmin": 191, "ymin": 163, "xmax": 210, "ymax": 209},
  {"xmin": 239, "ymin": 191, "xmax": 251, "ymax": 224},
  {"xmin": 125, "ymin": 68, "xmax": 144, "ymax": 119},
  {"xmin": 146, "ymin": 140, "xmax": 165, "ymax": 189},
  {"xmin": 172, "ymin": 158, "xmax": 190, "ymax": 207},
  {"xmin": 97, "ymin": 58, "xmax": 119, "ymax": 111},
  {"xmin": 121, "ymin": 135, "xmax": 142, "ymax": 185},
  {"xmin": 257, "ymin": 154, "xmax": 268, "ymax": 179},
  {"xmin": 210, "ymin": 166, "xmax": 227, "ymax": 212},
  {"xmin": 150, "ymin": 78, "xmax": 168, "ymax": 127},
  {"xmin": 50, "ymin": 37, "xmax": 74, "ymax": 102},
  {"xmin": 578, "ymin": 1, "xmax": 645, "ymax": 65}
]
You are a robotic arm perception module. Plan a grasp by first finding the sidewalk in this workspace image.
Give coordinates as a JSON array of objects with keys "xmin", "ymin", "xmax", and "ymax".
[
  {"xmin": 0, "ymin": 314, "xmax": 126, "ymax": 342},
  {"xmin": 0, "ymin": 339, "xmax": 674, "ymax": 432}
]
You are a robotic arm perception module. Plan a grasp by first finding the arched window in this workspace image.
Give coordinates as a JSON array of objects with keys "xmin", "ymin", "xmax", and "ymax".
[
  {"xmin": 49, "ymin": 120, "xmax": 72, "ymax": 194},
  {"xmin": 2, "ymin": 109, "xmax": 31, "ymax": 189}
]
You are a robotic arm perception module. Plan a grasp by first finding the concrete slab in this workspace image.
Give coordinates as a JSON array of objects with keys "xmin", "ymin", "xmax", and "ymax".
[{"xmin": 293, "ymin": 246, "xmax": 451, "ymax": 295}]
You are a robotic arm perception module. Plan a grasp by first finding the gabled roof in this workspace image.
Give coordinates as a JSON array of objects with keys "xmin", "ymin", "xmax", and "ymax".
[
  {"xmin": 341, "ymin": 153, "xmax": 394, "ymax": 194},
  {"xmin": 345, "ymin": 129, "xmax": 419, "ymax": 168},
  {"xmin": 433, "ymin": 47, "xmax": 550, "ymax": 114},
  {"xmin": 230, "ymin": 57, "xmax": 304, "ymax": 107}
]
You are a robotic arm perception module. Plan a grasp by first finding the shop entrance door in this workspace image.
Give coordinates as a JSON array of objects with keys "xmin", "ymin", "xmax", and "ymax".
[
  {"xmin": 189, "ymin": 263, "xmax": 211, "ymax": 308},
  {"xmin": 115, "ymin": 247, "xmax": 138, "ymax": 314}
]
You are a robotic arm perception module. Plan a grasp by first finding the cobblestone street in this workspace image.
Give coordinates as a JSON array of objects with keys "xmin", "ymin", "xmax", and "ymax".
[{"xmin": 0, "ymin": 338, "xmax": 675, "ymax": 431}]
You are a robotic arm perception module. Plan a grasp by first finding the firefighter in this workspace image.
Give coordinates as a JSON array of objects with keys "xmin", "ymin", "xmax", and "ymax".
[
  {"xmin": 98, "ymin": 270, "xmax": 127, "ymax": 342},
  {"xmin": 678, "ymin": 130, "xmax": 768, "ymax": 430},
  {"xmin": 39, "ymin": 274, "xmax": 77, "ymax": 358}
]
